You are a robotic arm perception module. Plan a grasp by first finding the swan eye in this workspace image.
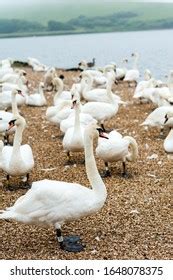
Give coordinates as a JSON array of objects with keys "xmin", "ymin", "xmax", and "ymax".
[
  {"xmin": 59, "ymin": 74, "xmax": 64, "ymax": 80},
  {"xmin": 17, "ymin": 90, "xmax": 22, "ymax": 94},
  {"xmin": 8, "ymin": 119, "xmax": 16, "ymax": 126}
]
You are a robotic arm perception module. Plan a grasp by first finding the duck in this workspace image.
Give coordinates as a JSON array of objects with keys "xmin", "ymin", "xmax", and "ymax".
[
  {"xmin": 25, "ymin": 82, "xmax": 47, "ymax": 107},
  {"xmin": 163, "ymin": 113, "xmax": 173, "ymax": 153},
  {"xmin": 0, "ymin": 116, "xmax": 34, "ymax": 190},
  {"xmin": 96, "ymin": 130, "xmax": 138, "ymax": 177},
  {"xmin": 124, "ymin": 52, "xmax": 140, "ymax": 83},
  {"xmin": 0, "ymin": 123, "xmax": 107, "ymax": 252}
]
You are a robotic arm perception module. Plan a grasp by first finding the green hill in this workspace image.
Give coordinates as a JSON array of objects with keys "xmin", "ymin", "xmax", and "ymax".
[{"xmin": 0, "ymin": 2, "xmax": 173, "ymax": 37}]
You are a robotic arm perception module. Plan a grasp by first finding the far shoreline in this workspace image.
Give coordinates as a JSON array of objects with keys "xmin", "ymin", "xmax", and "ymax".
[{"xmin": 0, "ymin": 27, "xmax": 173, "ymax": 40}]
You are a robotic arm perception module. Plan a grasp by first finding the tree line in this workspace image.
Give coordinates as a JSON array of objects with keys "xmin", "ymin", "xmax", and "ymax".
[{"xmin": 0, "ymin": 12, "xmax": 173, "ymax": 35}]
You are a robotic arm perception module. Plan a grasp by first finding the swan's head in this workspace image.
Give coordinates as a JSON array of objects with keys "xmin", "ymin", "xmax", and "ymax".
[
  {"xmin": 39, "ymin": 82, "xmax": 45, "ymax": 89},
  {"xmin": 12, "ymin": 88, "xmax": 24, "ymax": 97},
  {"xmin": 71, "ymin": 98, "xmax": 80, "ymax": 109},
  {"xmin": 131, "ymin": 52, "xmax": 139, "ymax": 57},
  {"xmin": 164, "ymin": 113, "xmax": 173, "ymax": 127},
  {"xmin": 8, "ymin": 116, "xmax": 26, "ymax": 131},
  {"xmin": 85, "ymin": 123, "xmax": 109, "ymax": 140}
]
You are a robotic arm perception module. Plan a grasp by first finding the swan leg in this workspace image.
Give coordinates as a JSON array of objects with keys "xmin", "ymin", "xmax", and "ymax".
[
  {"xmin": 6, "ymin": 174, "xmax": 15, "ymax": 191},
  {"xmin": 101, "ymin": 162, "xmax": 111, "ymax": 177},
  {"xmin": 122, "ymin": 162, "xmax": 128, "ymax": 178},
  {"xmin": 100, "ymin": 123, "xmax": 106, "ymax": 132},
  {"xmin": 4, "ymin": 135, "xmax": 10, "ymax": 146},
  {"xmin": 66, "ymin": 151, "xmax": 74, "ymax": 165},
  {"xmin": 22, "ymin": 173, "xmax": 31, "ymax": 189},
  {"xmin": 56, "ymin": 229, "xmax": 84, "ymax": 252}
]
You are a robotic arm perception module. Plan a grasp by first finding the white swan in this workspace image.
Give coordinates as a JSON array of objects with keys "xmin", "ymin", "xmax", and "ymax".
[
  {"xmin": 0, "ymin": 116, "xmax": 34, "ymax": 190},
  {"xmin": 27, "ymin": 57, "xmax": 48, "ymax": 72},
  {"xmin": 96, "ymin": 130, "xmax": 138, "ymax": 177},
  {"xmin": 82, "ymin": 93, "xmax": 120, "ymax": 131},
  {"xmin": 44, "ymin": 67, "xmax": 57, "ymax": 91},
  {"xmin": 0, "ymin": 123, "xmax": 107, "ymax": 252},
  {"xmin": 163, "ymin": 113, "xmax": 173, "ymax": 153},
  {"xmin": 60, "ymin": 98, "xmax": 96, "ymax": 134},
  {"xmin": 53, "ymin": 76, "xmax": 72, "ymax": 104},
  {"xmin": 115, "ymin": 59, "xmax": 128, "ymax": 80},
  {"xmin": 25, "ymin": 82, "xmax": 47, "ymax": 107},
  {"xmin": 0, "ymin": 87, "xmax": 25, "ymax": 110},
  {"xmin": 124, "ymin": 52, "xmax": 140, "ymax": 83},
  {"xmin": 62, "ymin": 98, "xmax": 86, "ymax": 163},
  {"xmin": 81, "ymin": 71, "xmax": 121, "ymax": 103},
  {"xmin": 141, "ymin": 106, "xmax": 173, "ymax": 128},
  {"xmin": 1, "ymin": 88, "xmax": 23, "ymax": 144}
]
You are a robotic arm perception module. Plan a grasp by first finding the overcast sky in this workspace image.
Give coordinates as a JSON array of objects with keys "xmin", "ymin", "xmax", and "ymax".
[{"xmin": 0, "ymin": 0, "xmax": 173, "ymax": 4}]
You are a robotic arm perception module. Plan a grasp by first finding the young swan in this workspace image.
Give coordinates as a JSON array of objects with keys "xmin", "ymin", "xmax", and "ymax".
[
  {"xmin": 0, "ymin": 123, "xmax": 107, "ymax": 252},
  {"xmin": 96, "ymin": 130, "xmax": 138, "ymax": 177},
  {"xmin": 0, "ymin": 116, "xmax": 34, "ymax": 190}
]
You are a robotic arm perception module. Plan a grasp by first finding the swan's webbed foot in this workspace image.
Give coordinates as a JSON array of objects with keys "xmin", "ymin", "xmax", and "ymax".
[
  {"xmin": 7, "ymin": 185, "xmax": 16, "ymax": 191},
  {"xmin": 60, "ymin": 236, "xmax": 85, "ymax": 252},
  {"xmin": 21, "ymin": 182, "xmax": 32, "ymax": 189},
  {"xmin": 101, "ymin": 170, "xmax": 111, "ymax": 178}
]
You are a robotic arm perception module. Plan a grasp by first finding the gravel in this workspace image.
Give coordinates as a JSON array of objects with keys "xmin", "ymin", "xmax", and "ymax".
[{"xmin": 0, "ymin": 68, "xmax": 172, "ymax": 260}]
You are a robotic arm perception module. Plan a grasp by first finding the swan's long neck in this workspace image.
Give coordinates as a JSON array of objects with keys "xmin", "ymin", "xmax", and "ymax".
[
  {"xmin": 83, "ymin": 74, "xmax": 93, "ymax": 97},
  {"xmin": 133, "ymin": 54, "xmax": 139, "ymax": 70},
  {"xmin": 11, "ymin": 122, "xmax": 25, "ymax": 160},
  {"xmin": 0, "ymin": 142, "xmax": 4, "ymax": 167},
  {"xmin": 106, "ymin": 73, "xmax": 115, "ymax": 103},
  {"xmin": 166, "ymin": 128, "xmax": 173, "ymax": 141},
  {"xmin": 72, "ymin": 103, "xmax": 81, "ymax": 139},
  {"xmin": 53, "ymin": 79, "xmax": 64, "ymax": 103},
  {"xmin": 39, "ymin": 86, "xmax": 45, "ymax": 98},
  {"xmin": 84, "ymin": 132, "xmax": 107, "ymax": 199},
  {"xmin": 11, "ymin": 92, "xmax": 19, "ymax": 117}
]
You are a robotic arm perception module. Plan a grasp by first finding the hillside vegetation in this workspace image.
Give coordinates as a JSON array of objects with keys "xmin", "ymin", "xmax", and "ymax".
[{"xmin": 0, "ymin": 2, "xmax": 173, "ymax": 37}]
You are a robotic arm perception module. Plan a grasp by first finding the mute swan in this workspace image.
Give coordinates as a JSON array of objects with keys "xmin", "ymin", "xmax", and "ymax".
[
  {"xmin": 81, "ymin": 71, "xmax": 121, "ymax": 103},
  {"xmin": 115, "ymin": 59, "xmax": 128, "ymax": 80},
  {"xmin": 0, "ymin": 69, "xmax": 27, "ymax": 84},
  {"xmin": 46, "ymin": 99, "xmax": 72, "ymax": 126},
  {"xmin": 124, "ymin": 52, "xmax": 140, "ymax": 83},
  {"xmin": 60, "ymin": 99, "xmax": 96, "ymax": 134},
  {"xmin": 0, "ymin": 87, "xmax": 25, "ymax": 110},
  {"xmin": 27, "ymin": 57, "xmax": 48, "ymax": 72},
  {"xmin": 96, "ymin": 130, "xmax": 138, "ymax": 177},
  {"xmin": 0, "ymin": 123, "xmax": 107, "ymax": 252},
  {"xmin": 141, "ymin": 106, "xmax": 173, "ymax": 128},
  {"xmin": 44, "ymin": 67, "xmax": 57, "ymax": 91},
  {"xmin": 2, "ymin": 88, "xmax": 23, "ymax": 144},
  {"xmin": 62, "ymin": 99, "xmax": 86, "ymax": 163},
  {"xmin": 25, "ymin": 82, "xmax": 47, "ymax": 107},
  {"xmin": 53, "ymin": 76, "xmax": 72, "ymax": 104},
  {"xmin": 78, "ymin": 58, "xmax": 96, "ymax": 70},
  {"xmin": 82, "ymin": 93, "xmax": 120, "ymax": 131},
  {"xmin": 0, "ymin": 116, "xmax": 34, "ymax": 190},
  {"xmin": 163, "ymin": 113, "xmax": 173, "ymax": 153}
]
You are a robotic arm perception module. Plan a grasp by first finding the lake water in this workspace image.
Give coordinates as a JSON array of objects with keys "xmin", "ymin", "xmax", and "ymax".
[{"xmin": 0, "ymin": 29, "xmax": 172, "ymax": 79}]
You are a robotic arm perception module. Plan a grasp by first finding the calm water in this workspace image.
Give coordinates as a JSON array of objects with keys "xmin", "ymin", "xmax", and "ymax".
[{"xmin": 0, "ymin": 29, "xmax": 172, "ymax": 79}]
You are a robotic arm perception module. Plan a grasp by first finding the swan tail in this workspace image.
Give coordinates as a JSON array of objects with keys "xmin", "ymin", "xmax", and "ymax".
[
  {"xmin": 124, "ymin": 136, "xmax": 138, "ymax": 162},
  {"xmin": 0, "ymin": 209, "xmax": 17, "ymax": 220}
]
